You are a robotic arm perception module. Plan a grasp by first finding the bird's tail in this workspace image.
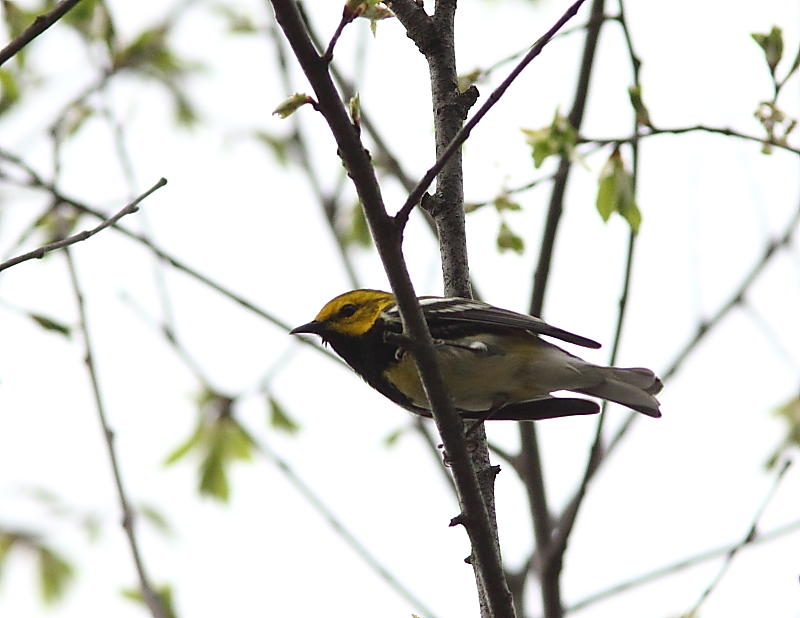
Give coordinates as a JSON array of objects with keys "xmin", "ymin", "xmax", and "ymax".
[{"xmin": 576, "ymin": 366, "xmax": 663, "ymax": 417}]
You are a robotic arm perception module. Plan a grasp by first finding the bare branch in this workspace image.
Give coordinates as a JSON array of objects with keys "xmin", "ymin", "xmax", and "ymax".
[
  {"xmin": 268, "ymin": 1, "xmax": 516, "ymax": 615},
  {"xmin": 683, "ymin": 460, "xmax": 793, "ymax": 617},
  {"xmin": 129, "ymin": 288, "xmax": 436, "ymax": 616},
  {"xmin": 322, "ymin": 9, "xmax": 353, "ymax": 62},
  {"xmin": 65, "ymin": 249, "xmax": 168, "ymax": 618},
  {"xmin": 394, "ymin": 0, "xmax": 590, "ymax": 229},
  {"xmin": 551, "ymin": 192, "xmax": 800, "ymax": 570},
  {"xmin": 0, "ymin": 148, "xmax": 344, "ymax": 364},
  {"xmin": 250, "ymin": 432, "xmax": 441, "ymax": 617},
  {"xmin": 582, "ymin": 124, "xmax": 800, "ymax": 157},
  {"xmin": 568, "ymin": 516, "xmax": 800, "ymax": 613},
  {"xmin": 541, "ymin": 0, "xmax": 645, "ymax": 586},
  {"xmin": 0, "ymin": 178, "xmax": 166, "ymax": 273},
  {"xmin": 0, "ymin": 0, "xmax": 85, "ymax": 67},
  {"xmin": 521, "ymin": 2, "xmax": 606, "ymax": 616},
  {"xmin": 266, "ymin": 11, "xmax": 361, "ymax": 288}
]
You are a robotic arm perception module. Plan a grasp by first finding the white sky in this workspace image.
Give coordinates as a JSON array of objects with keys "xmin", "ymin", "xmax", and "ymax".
[{"xmin": 1, "ymin": 1, "xmax": 799, "ymax": 617}]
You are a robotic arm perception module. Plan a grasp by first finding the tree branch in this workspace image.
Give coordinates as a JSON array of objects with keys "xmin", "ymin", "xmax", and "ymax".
[
  {"xmin": 268, "ymin": 2, "xmax": 514, "ymax": 615},
  {"xmin": 568, "ymin": 516, "xmax": 800, "ymax": 613},
  {"xmin": 252, "ymin": 430, "xmax": 442, "ymax": 617},
  {"xmin": 581, "ymin": 124, "xmax": 800, "ymax": 156},
  {"xmin": 65, "ymin": 249, "xmax": 167, "ymax": 618},
  {"xmin": 0, "ymin": 178, "xmax": 165, "ymax": 273},
  {"xmin": 683, "ymin": 460, "xmax": 792, "ymax": 617},
  {"xmin": 393, "ymin": 0, "xmax": 589, "ymax": 230},
  {"xmin": 394, "ymin": 0, "xmax": 474, "ymax": 297},
  {"xmin": 0, "ymin": 148, "xmax": 346, "ymax": 365},
  {"xmin": 136, "ymin": 297, "xmax": 438, "ymax": 617},
  {"xmin": 540, "ymin": 0, "xmax": 643, "ymax": 586},
  {"xmin": 0, "ymin": 0, "xmax": 85, "ymax": 66},
  {"xmin": 521, "ymin": 2, "xmax": 606, "ymax": 616},
  {"xmin": 550, "ymin": 190, "xmax": 800, "ymax": 566},
  {"xmin": 266, "ymin": 10, "xmax": 361, "ymax": 288}
]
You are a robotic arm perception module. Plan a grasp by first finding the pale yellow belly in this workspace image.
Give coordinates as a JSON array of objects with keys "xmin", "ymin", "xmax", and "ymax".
[{"xmin": 383, "ymin": 334, "xmax": 594, "ymax": 412}]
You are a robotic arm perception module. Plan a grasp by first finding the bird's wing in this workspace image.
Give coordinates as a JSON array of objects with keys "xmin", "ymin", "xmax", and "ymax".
[{"xmin": 412, "ymin": 297, "xmax": 602, "ymax": 349}]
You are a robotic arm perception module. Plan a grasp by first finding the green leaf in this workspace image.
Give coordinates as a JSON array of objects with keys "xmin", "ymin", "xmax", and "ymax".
[
  {"xmin": 219, "ymin": 417, "xmax": 255, "ymax": 461},
  {"xmin": 38, "ymin": 547, "xmax": 73, "ymax": 604},
  {"xmin": 496, "ymin": 221, "xmax": 524, "ymax": 254},
  {"xmin": 458, "ymin": 68, "xmax": 482, "ymax": 93},
  {"xmin": 785, "ymin": 42, "xmax": 800, "ymax": 82},
  {"xmin": 618, "ymin": 189, "xmax": 642, "ymax": 232},
  {"xmin": 361, "ymin": 3, "xmax": 394, "ymax": 22},
  {"xmin": 346, "ymin": 0, "xmax": 394, "ymax": 26},
  {"xmin": 163, "ymin": 421, "xmax": 205, "ymax": 465},
  {"xmin": 383, "ymin": 426, "xmax": 406, "ymax": 447},
  {"xmin": 268, "ymin": 395, "xmax": 300, "ymax": 434},
  {"xmin": 214, "ymin": 5, "xmax": 259, "ymax": 34},
  {"xmin": 138, "ymin": 504, "xmax": 173, "ymax": 537},
  {"xmin": 627, "ymin": 84, "xmax": 652, "ymax": 128},
  {"xmin": 596, "ymin": 172, "xmax": 616, "ymax": 222},
  {"xmin": 171, "ymin": 86, "xmax": 199, "ymax": 127},
  {"xmin": 29, "ymin": 313, "xmax": 71, "ymax": 337},
  {"xmin": 752, "ymin": 26, "xmax": 784, "ymax": 75},
  {"xmin": 122, "ymin": 584, "xmax": 177, "ymax": 618},
  {"xmin": 596, "ymin": 148, "xmax": 641, "ymax": 233},
  {"xmin": 253, "ymin": 131, "xmax": 291, "ymax": 167},
  {"xmin": 198, "ymin": 417, "xmax": 254, "ymax": 501},
  {"xmin": 768, "ymin": 395, "xmax": 800, "ymax": 466},
  {"xmin": 0, "ymin": 69, "xmax": 21, "ymax": 115},
  {"xmin": 493, "ymin": 195, "xmax": 521, "ymax": 212},
  {"xmin": 36, "ymin": 207, "xmax": 80, "ymax": 245},
  {"xmin": 522, "ymin": 110, "xmax": 577, "ymax": 169},
  {"xmin": 272, "ymin": 93, "xmax": 315, "ymax": 119},
  {"xmin": 62, "ymin": 0, "xmax": 112, "ymax": 45},
  {"xmin": 0, "ymin": 531, "xmax": 18, "ymax": 569},
  {"xmin": 199, "ymin": 435, "xmax": 229, "ymax": 501},
  {"xmin": 463, "ymin": 201, "xmax": 485, "ymax": 214},
  {"xmin": 167, "ymin": 390, "xmax": 252, "ymax": 501},
  {"xmin": 348, "ymin": 93, "xmax": 361, "ymax": 127}
]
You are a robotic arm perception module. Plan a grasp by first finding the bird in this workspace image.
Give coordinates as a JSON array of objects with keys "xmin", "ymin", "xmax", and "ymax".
[{"xmin": 290, "ymin": 289, "xmax": 662, "ymax": 421}]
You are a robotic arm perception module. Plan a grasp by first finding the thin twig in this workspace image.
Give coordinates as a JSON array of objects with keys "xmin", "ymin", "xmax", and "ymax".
[
  {"xmin": 0, "ymin": 149, "xmax": 345, "ymax": 364},
  {"xmin": 266, "ymin": 11, "xmax": 360, "ymax": 288},
  {"xmin": 568, "ymin": 515, "xmax": 800, "ymax": 613},
  {"xmin": 0, "ymin": 178, "xmax": 166, "ymax": 273},
  {"xmin": 393, "ymin": 0, "xmax": 589, "ymax": 228},
  {"xmin": 0, "ymin": 0, "xmax": 84, "ymax": 66},
  {"xmin": 64, "ymin": 249, "xmax": 167, "ymax": 618},
  {"xmin": 662, "ymin": 201, "xmax": 800, "ymax": 384},
  {"xmin": 543, "ymin": 0, "xmax": 643, "ymax": 576},
  {"xmin": 322, "ymin": 11, "xmax": 352, "ymax": 62},
  {"xmin": 552, "ymin": 194, "xmax": 800, "ymax": 556},
  {"xmin": 295, "ymin": 2, "xmax": 417, "ymax": 194},
  {"xmin": 683, "ymin": 460, "xmax": 793, "ymax": 617},
  {"xmin": 523, "ymin": 2, "xmax": 606, "ymax": 616},
  {"xmin": 582, "ymin": 124, "xmax": 800, "ymax": 157},
  {"xmin": 471, "ymin": 12, "xmax": 616, "ymax": 85},
  {"xmin": 250, "ymin": 431, "xmax": 441, "ymax": 618},
  {"xmin": 127, "ymin": 286, "xmax": 433, "ymax": 615}
]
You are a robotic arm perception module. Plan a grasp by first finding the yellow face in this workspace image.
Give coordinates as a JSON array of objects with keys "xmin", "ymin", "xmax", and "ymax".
[{"xmin": 311, "ymin": 289, "xmax": 396, "ymax": 336}]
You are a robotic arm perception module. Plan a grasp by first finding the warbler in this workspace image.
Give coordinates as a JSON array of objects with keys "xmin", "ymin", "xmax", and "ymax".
[{"xmin": 291, "ymin": 289, "xmax": 662, "ymax": 421}]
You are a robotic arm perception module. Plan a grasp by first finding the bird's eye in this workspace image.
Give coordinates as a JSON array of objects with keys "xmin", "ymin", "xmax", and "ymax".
[{"xmin": 338, "ymin": 303, "xmax": 358, "ymax": 318}]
